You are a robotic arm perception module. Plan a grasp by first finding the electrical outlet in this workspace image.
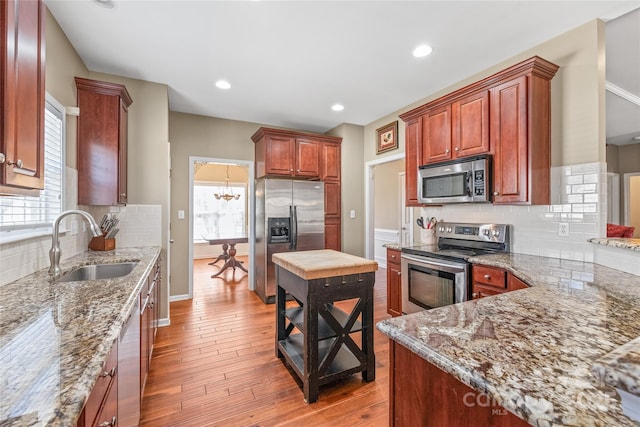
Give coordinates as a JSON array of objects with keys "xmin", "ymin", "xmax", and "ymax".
[{"xmin": 558, "ymin": 222, "xmax": 569, "ymax": 237}]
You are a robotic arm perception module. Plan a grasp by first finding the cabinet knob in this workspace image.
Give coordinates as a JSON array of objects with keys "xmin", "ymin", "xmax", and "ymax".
[
  {"xmin": 397, "ymin": 271, "xmax": 401, "ymax": 276},
  {"xmin": 0, "ymin": 153, "xmax": 4, "ymax": 164},
  {"xmin": 7, "ymin": 159, "xmax": 23, "ymax": 168},
  {"xmin": 445, "ymin": 149, "xmax": 450, "ymax": 154},
  {"xmin": 493, "ymin": 191, "xmax": 499, "ymax": 196},
  {"xmin": 454, "ymin": 147, "xmax": 459, "ymax": 151},
  {"xmin": 120, "ymin": 193, "xmax": 126, "ymax": 197},
  {"xmin": 483, "ymin": 274, "xmax": 491, "ymax": 280},
  {"xmin": 472, "ymin": 292, "xmax": 479, "ymax": 298},
  {"xmin": 100, "ymin": 367, "xmax": 116, "ymax": 378},
  {"xmin": 99, "ymin": 416, "xmax": 117, "ymax": 427}
]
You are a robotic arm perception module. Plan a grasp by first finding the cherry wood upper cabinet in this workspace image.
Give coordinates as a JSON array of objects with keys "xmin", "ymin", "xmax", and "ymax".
[
  {"xmin": 1, "ymin": 0, "xmax": 46, "ymax": 194},
  {"xmin": 404, "ymin": 117, "xmax": 422, "ymax": 207},
  {"xmin": 422, "ymin": 105, "xmax": 452, "ymax": 164},
  {"xmin": 400, "ymin": 56, "xmax": 558, "ymax": 206},
  {"xmin": 452, "ymin": 90, "xmax": 490, "ymax": 157},
  {"xmin": 321, "ymin": 141, "xmax": 341, "ymax": 182},
  {"xmin": 75, "ymin": 77, "xmax": 133, "ymax": 206}
]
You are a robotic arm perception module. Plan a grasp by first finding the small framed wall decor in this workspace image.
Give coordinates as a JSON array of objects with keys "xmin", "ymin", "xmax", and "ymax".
[{"xmin": 376, "ymin": 121, "xmax": 398, "ymax": 154}]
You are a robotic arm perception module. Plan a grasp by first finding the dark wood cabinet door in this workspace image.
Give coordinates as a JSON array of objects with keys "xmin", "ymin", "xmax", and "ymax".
[
  {"xmin": 405, "ymin": 117, "xmax": 422, "ymax": 206},
  {"xmin": 452, "ymin": 90, "xmax": 490, "ymax": 157},
  {"xmin": 324, "ymin": 181, "xmax": 341, "ymax": 218},
  {"xmin": 321, "ymin": 142, "xmax": 341, "ymax": 181},
  {"xmin": 490, "ymin": 76, "xmax": 528, "ymax": 204},
  {"xmin": 265, "ymin": 135, "xmax": 295, "ymax": 176},
  {"xmin": 387, "ymin": 249, "xmax": 402, "ymax": 317},
  {"xmin": 324, "ymin": 218, "xmax": 341, "ymax": 251},
  {"xmin": 1, "ymin": 0, "xmax": 45, "ymax": 191},
  {"xmin": 507, "ymin": 273, "xmax": 529, "ymax": 291},
  {"xmin": 76, "ymin": 77, "xmax": 132, "ymax": 206},
  {"xmin": 390, "ymin": 342, "xmax": 529, "ymax": 427},
  {"xmin": 294, "ymin": 138, "xmax": 320, "ymax": 177},
  {"xmin": 423, "ymin": 105, "xmax": 452, "ymax": 164}
]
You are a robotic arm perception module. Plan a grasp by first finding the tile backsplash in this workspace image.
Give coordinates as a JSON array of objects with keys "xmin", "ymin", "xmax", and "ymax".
[{"xmin": 419, "ymin": 162, "xmax": 607, "ymax": 263}]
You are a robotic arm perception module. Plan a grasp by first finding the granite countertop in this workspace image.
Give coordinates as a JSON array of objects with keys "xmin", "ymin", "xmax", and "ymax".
[
  {"xmin": 588, "ymin": 237, "xmax": 640, "ymax": 251},
  {"xmin": 272, "ymin": 249, "xmax": 378, "ymax": 280},
  {"xmin": 383, "ymin": 242, "xmax": 402, "ymax": 251},
  {"xmin": 0, "ymin": 247, "xmax": 161, "ymax": 427},
  {"xmin": 377, "ymin": 252, "xmax": 640, "ymax": 426}
]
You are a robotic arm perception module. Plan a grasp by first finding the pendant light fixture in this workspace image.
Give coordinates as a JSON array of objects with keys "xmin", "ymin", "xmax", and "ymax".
[{"xmin": 214, "ymin": 165, "xmax": 240, "ymax": 201}]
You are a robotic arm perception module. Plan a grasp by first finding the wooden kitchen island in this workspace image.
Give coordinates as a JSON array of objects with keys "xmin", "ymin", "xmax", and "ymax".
[{"xmin": 272, "ymin": 250, "xmax": 378, "ymax": 403}]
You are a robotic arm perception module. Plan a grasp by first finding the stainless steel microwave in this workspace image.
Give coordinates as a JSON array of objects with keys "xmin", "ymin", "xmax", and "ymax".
[{"xmin": 418, "ymin": 154, "xmax": 491, "ymax": 204}]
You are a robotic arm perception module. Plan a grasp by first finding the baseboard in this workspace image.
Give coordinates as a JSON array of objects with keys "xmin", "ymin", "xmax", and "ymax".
[{"xmin": 169, "ymin": 293, "xmax": 191, "ymax": 302}]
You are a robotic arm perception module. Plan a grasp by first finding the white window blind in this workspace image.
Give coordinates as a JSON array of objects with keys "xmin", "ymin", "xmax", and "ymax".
[
  {"xmin": 0, "ymin": 96, "xmax": 64, "ymax": 230},
  {"xmin": 193, "ymin": 182, "xmax": 246, "ymax": 241}
]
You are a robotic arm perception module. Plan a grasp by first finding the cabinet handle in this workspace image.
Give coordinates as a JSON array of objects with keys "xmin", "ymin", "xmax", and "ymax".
[
  {"xmin": 483, "ymin": 274, "xmax": 491, "ymax": 279},
  {"xmin": 493, "ymin": 191, "xmax": 499, "ymax": 196},
  {"xmin": 100, "ymin": 367, "xmax": 116, "ymax": 378},
  {"xmin": 99, "ymin": 416, "xmax": 117, "ymax": 427},
  {"xmin": 120, "ymin": 193, "xmax": 126, "ymax": 197}
]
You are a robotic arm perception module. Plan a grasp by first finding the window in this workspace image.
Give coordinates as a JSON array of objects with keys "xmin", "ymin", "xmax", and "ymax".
[
  {"xmin": 0, "ymin": 95, "xmax": 65, "ymax": 233},
  {"xmin": 193, "ymin": 182, "xmax": 246, "ymax": 241}
]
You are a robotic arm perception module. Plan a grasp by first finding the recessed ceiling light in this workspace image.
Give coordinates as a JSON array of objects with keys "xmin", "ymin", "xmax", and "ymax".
[
  {"xmin": 331, "ymin": 104, "xmax": 344, "ymax": 112},
  {"xmin": 215, "ymin": 80, "xmax": 231, "ymax": 90},
  {"xmin": 413, "ymin": 44, "xmax": 433, "ymax": 58}
]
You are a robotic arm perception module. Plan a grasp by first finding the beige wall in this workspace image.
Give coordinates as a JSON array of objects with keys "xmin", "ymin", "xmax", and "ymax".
[
  {"xmin": 363, "ymin": 20, "xmax": 606, "ymax": 168},
  {"xmin": 45, "ymin": 9, "xmax": 171, "ymax": 320},
  {"xmin": 374, "ymin": 160, "xmax": 404, "ymax": 230},
  {"xmin": 326, "ymin": 123, "xmax": 366, "ymax": 257},
  {"xmin": 169, "ymin": 112, "xmax": 264, "ymax": 297},
  {"xmin": 607, "ymin": 142, "xmax": 640, "ymax": 233}
]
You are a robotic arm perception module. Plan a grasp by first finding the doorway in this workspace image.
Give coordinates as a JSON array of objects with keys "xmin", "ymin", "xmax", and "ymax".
[
  {"xmin": 364, "ymin": 153, "xmax": 406, "ymax": 262},
  {"xmin": 188, "ymin": 157, "xmax": 255, "ymax": 299}
]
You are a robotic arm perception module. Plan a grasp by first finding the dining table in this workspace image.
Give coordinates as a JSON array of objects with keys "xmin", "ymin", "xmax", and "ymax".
[{"xmin": 202, "ymin": 235, "xmax": 249, "ymax": 278}]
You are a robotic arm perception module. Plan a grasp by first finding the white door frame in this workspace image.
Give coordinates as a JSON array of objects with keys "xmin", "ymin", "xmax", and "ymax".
[
  {"xmin": 364, "ymin": 153, "xmax": 405, "ymax": 260},
  {"xmin": 188, "ymin": 156, "xmax": 256, "ymax": 298},
  {"xmin": 623, "ymin": 172, "xmax": 640, "ymax": 227}
]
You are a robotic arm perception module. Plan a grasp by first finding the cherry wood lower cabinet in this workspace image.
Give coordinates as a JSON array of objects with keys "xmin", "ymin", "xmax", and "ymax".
[
  {"xmin": 471, "ymin": 264, "xmax": 529, "ymax": 299},
  {"xmin": 386, "ymin": 248, "xmax": 402, "ymax": 317},
  {"xmin": 390, "ymin": 341, "xmax": 529, "ymax": 427},
  {"xmin": 76, "ymin": 340, "xmax": 118, "ymax": 427}
]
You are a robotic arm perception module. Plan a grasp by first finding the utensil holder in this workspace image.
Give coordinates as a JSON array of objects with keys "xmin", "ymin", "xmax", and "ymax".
[
  {"xmin": 420, "ymin": 228, "xmax": 436, "ymax": 245},
  {"xmin": 89, "ymin": 236, "xmax": 116, "ymax": 251}
]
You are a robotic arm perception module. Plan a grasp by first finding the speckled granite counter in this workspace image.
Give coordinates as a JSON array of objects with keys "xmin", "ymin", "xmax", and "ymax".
[
  {"xmin": 382, "ymin": 242, "xmax": 402, "ymax": 251},
  {"xmin": 377, "ymin": 252, "xmax": 640, "ymax": 426},
  {"xmin": 588, "ymin": 237, "xmax": 640, "ymax": 251},
  {"xmin": 0, "ymin": 247, "xmax": 160, "ymax": 427}
]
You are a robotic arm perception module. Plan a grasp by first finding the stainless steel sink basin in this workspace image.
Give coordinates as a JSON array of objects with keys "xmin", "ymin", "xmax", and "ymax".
[{"xmin": 55, "ymin": 262, "xmax": 139, "ymax": 283}]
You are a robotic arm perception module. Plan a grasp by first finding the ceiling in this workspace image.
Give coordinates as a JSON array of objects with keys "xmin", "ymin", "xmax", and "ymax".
[{"xmin": 45, "ymin": 1, "xmax": 640, "ymax": 138}]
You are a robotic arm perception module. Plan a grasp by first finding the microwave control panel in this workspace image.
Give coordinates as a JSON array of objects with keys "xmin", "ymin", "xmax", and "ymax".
[{"xmin": 473, "ymin": 170, "xmax": 485, "ymax": 196}]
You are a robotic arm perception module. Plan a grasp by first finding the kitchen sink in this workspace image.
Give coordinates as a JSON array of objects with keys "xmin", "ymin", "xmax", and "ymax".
[{"xmin": 55, "ymin": 262, "xmax": 139, "ymax": 283}]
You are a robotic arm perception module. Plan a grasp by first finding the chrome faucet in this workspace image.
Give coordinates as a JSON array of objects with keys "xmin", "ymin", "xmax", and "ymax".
[{"xmin": 49, "ymin": 210, "xmax": 103, "ymax": 275}]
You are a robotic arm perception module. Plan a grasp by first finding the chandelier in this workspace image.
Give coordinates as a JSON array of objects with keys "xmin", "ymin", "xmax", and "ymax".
[{"xmin": 214, "ymin": 165, "xmax": 240, "ymax": 201}]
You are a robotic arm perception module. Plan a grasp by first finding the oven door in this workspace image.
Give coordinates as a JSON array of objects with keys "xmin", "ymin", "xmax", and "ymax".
[{"xmin": 401, "ymin": 253, "xmax": 469, "ymax": 314}]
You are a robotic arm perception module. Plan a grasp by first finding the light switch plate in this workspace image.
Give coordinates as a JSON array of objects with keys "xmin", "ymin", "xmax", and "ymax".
[
  {"xmin": 178, "ymin": 210, "xmax": 185, "ymax": 220},
  {"xmin": 350, "ymin": 210, "xmax": 356, "ymax": 219}
]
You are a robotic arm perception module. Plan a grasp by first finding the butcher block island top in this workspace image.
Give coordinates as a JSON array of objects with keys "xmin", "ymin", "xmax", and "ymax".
[{"xmin": 272, "ymin": 249, "xmax": 378, "ymax": 280}]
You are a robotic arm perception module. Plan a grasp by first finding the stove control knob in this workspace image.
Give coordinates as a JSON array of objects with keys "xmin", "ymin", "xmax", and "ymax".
[
  {"xmin": 446, "ymin": 227, "xmax": 453, "ymax": 233},
  {"xmin": 438, "ymin": 226, "xmax": 444, "ymax": 232},
  {"xmin": 482, "ymin": 229, "xmax": 490, "ymax": 236},
  {"xmin": 492, "ymin": 229, "xmax": 501, "ymax": 237}
]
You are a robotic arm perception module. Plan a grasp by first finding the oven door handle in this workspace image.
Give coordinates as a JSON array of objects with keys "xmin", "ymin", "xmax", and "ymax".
[{"xmin": 401, "ymin": 254, "xmax": 466, "ymax": 270}]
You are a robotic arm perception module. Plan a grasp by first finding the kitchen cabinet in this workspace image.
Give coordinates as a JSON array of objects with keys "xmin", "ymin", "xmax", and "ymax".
[
  {"xmin": 490, "ymin": 62, "xmax": 556, "ymax": 204},
  {"xmin": 1, "ymin": 0, "xmax": 45, "ymax": 194},
  {"xmin": 77, "ymin": 339, "xmax": 118, "ymax": 427},
  {"xmin": 404, "ymin": 117, "xmax": 422, "ymax": 207},
  {"xmin": 471, "ymin": 264, "xmax": 529, "ymax": 299},
  {"xmin": 75, "ymin": 77, "xmax": 133, "ymax": 206},
  {"xmin": 252, "ymin": 127, "xmax": 343, "ymax": 250},
  {"xmin": 400, "ymin": 56, "xmax": 558, "ymax": 206},
  {"xmin": 386, "ymin": 248, "xmax": 402, "ymax": 317},
  {"xmin": 118, "ymin": 296, "xmax": 141, "ymax": 427},
  {"xmin": 389, "ymin": 341, "xmax": 529, "ymax": 426},
  {"xmin": 422, "ymin": 105, "xmax": 452, "ymax": 164},
  {"xmin": 140, "ymin": 256, "xmax": 160, "ymax": 397}
]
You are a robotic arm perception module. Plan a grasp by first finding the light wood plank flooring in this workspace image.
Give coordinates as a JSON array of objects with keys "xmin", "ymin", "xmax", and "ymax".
[{"xmin": 140, "ymin": 257, "xmax": 391, "ymax": 426}]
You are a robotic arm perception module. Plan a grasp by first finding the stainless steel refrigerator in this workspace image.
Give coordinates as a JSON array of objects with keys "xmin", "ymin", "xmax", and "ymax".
[{"xmin": 255, "ymin": 179, "xmax": 325, "ymax": 303}]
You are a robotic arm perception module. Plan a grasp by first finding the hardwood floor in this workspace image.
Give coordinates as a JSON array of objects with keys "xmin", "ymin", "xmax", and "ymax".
[{"xmin": 140, "ymin": 257, "xmax": 392, "ymax": 426}]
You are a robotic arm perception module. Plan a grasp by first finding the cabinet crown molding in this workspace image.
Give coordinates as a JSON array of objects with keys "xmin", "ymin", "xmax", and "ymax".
[
  {"xmin": 251, "ymin": 127, "xmax": 342, "ymax": 144},
  {"xmin": 399, "ymin": 55, "xmax": 558, "ymax": 122},
  {"xmin": 74, "ymin": 77, "xmax": 133, "ymax": 108}
]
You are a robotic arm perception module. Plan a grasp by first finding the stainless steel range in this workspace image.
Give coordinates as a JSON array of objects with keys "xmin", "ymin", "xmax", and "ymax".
[{"xmin": 401, "ymin": 222, "xmax": 510, "ymax": 314}]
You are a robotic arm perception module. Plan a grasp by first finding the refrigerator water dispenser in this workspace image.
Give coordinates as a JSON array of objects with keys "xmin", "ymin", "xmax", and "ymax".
[{"xmin": 267, "ymin": 217, "xmax": 291, "ymax": 244}]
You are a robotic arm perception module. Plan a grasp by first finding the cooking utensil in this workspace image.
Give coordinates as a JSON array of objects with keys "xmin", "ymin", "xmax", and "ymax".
[{"xmin": 416, "ymin": 217, "xmax": 425, "ymax": 229}]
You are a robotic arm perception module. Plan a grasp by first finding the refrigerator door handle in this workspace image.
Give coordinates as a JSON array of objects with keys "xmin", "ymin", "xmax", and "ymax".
[{"xmin": 292, "ymin": 205, "xmax": 298, "ymax": 250}]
